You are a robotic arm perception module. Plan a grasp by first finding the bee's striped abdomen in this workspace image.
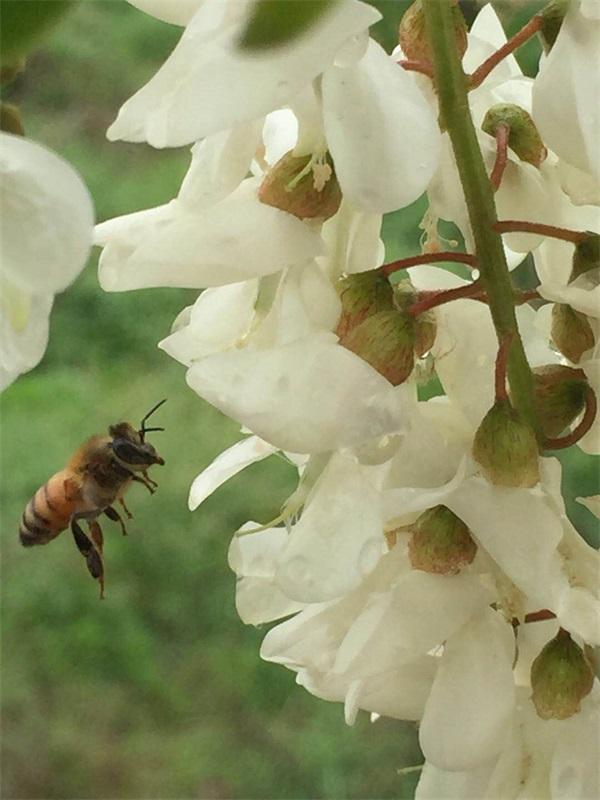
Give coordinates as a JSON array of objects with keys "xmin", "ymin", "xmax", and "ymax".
[{"xmin": 19, "ymin": 471, "xmax": 76, "ymax": 547}]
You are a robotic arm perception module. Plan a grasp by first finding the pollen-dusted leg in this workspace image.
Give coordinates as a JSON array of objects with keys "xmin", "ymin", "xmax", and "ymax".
[
  {"xmin": 105, "ymin": 505, "xmax": 128, "ymax": 536},
  {"xmin": 118, "ymin": 496, "xmax": 133, "ymax": 519},
  {"xmin": 132, "ymin": 474, "xmax": 156, "ymax": 495},
  {"xmin": 71, "ymin": 518, "xmax": 104, "ymax": 599}
]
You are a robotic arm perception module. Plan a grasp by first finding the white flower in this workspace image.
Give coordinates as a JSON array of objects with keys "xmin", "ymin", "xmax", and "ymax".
[
  {"xmin": 0, "ymin": 133, "xmax": 94, "ymax": 390},
  {"xmin": 533, "ymin": 1, "xmax": 600, "ymax": 186}
]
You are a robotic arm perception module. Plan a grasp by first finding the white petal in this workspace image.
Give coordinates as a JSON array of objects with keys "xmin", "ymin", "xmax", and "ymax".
[
  {"xmin": 108, "ymin": 0, "xmax": 381, "ymax": 147},
  {"xmin": 322, "ymin": 40, "xmax": 440, "ymax": 213},
  {"xmin": 550, "ymin": 701, "xmax": 600, "ymax": 799},
  {"xmin": 127, "ymin": 0, "xmax": 203, "ymax": 25},
  {"xmin": 186, "ymin": 334, "xmax": 410, "ymax": 453},
  {"xmin": 0, "ymin": 133, "xmax": 93, "ymax": 294},
  {"xmin": 416, "ymin": 761, "xmax": 494, "ymax": 800},
  {"xmin": 188, "ymin": 435, "xmax": 277, "ymax": 510},
  {"xmin": 464, "ymin": 5, "xmax": 520, "ymax": 83},
  {"xmin": 0, "ymin": 286, "xmax": 53, "ymax": 391},
  {"xmin": 97, "ymin": 179, "xmax": 323, "ymax": 291},
  {"xmin": 419, "ymin": 608, "xmax": 516, "ymax": 771},
  {"xmin": 319, "ymin": 200, "xmax": 383, "ymax": 277},
  {"xmin": 262, "ymin": 109, "xmax": 298, "ymax": 166},
  {"xmin": 276, "ymin": 452, "xmax": 383, "ymax": 602}
]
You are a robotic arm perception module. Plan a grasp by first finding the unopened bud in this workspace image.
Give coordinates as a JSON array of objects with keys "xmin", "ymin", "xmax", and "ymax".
[
  {"xmin": 531, "ymin": 365, "xmax": 588, "ymax": 438},
  {"xmin": 551, "ymin": 304, "xmax": 595, "ymax": 364},
  {"xmin": 409, "ymin": 505, "xmax": 477, "ymax": 575},
  {"xmin": 539, "ymin": 0, "xmax": 569, "ymax": 54},
  {"xmin": 335, "ymin": 271, "xmax": 394, "ymax": 342},
  {"xmin": 258, "ymin": 151, "xmax": 341, "ymax": 220},
  {"xmin": 398, "ymin": 0, "xmax": 467, "ymax": 63},
  {"xmin": 472, "ymin": 399, "xmax": 540, "ymax": 488},
  {"xmin": 531, "ymin": 629, "xmax": 595, "ymax": 720},
  {"xmin": 342, "ymin": 309, "xmax": 415, "ymax": 386},
  {"xmin": 0, "ymin": 103, "xmax": 24, "ymax": 136},
  {"xmin": 482, "ymin": 104, "xmax": 547, "ymax": 167},
  {"xmin": 571, "ymin": 233, "xmax": 600, "ymax": 281}
]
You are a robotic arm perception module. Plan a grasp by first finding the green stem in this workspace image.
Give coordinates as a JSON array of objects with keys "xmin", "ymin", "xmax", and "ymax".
[{"xmin": 422, "ymin": 1, "xmax": 539, "ymax": 438}]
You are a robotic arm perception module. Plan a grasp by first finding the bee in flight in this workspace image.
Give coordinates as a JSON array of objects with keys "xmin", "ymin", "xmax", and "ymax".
[{"xmin": 19, "ymin": 400, "xmax": 167, "ymax": 598}]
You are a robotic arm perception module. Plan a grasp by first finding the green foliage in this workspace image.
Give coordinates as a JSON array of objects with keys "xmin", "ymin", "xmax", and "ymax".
[
  {"xmin": 0, "ymin": 0, "xmax": 75, "ymax": 64},
  {"xmin": 239, "ymin": 0, "xmax": 338, "ymax": 50}
]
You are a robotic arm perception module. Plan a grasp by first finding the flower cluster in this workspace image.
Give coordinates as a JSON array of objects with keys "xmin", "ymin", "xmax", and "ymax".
[{"xmin": 96, "ymin": 1, "xmax": 599, "ymax": 796}]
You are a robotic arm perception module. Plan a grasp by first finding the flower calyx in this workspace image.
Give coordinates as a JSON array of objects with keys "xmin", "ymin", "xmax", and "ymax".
[
  {"xmin": 482, "ymin": 104, "xmax": 547, "ymax": 168},
  {"xmin": 551, "ymin": 304, "xmax": 596, "ymax": 363},
  {"xmin": 539, "ymin": 0, "xmax": 569, "ymax": 54},
  {"xmin": 571, "ymin": 232, "xmax": 600, "ymax": 282},
  {"xmin": 335, "ymin": 271, "xmax": 395, "ymax": 342},
  {"xmin": 472, "ymin": 399, "xmax": 540, "ymax": 488},
  {"xmin": 530, "ymin": 364, "xmax": 589, "ymax": 438},
  {"xmin": 531, "ymin": 628, "xmax": 595, "ymax": 720},
  {"xmin": 341, "ymin": 308, "xmax": 416, "ymax": 386},
  {"xmin": 398, "ymin": 0, "xmax": 467, "ymax": 66},
  {"xmin": 408, "ymin": 505, "xmax": 477, "ymax": 575},
  {"xmin": 258, "ymin": 150, "xmax": 342, "ymax": 220}
]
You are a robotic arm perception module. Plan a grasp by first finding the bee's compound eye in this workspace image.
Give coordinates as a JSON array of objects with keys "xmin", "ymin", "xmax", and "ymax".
[{"xmin": 112, "ymin": 439, "xmax": 148, "ymax": 465}]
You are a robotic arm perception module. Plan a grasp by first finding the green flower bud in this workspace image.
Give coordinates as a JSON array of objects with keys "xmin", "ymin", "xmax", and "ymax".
[
  {"xmin": 335, "ymin": 271, "xmax": 394, "ymax": 342},
  {"xmin": 482, "ymin": 103, "xmax": 547, "ymax": 167},
  {"xmin": 342, "ymin": 309, "xmax": 415, "ymax": 386},
  {"xmin": 530, "ymin": 364, "xmax": 588, "ymax": 438},
  {"xmin": 551, "ymin": 304, "xmax": 596, "ymax": 364},
  {"xmin": 398, "ymin": 0, "xmax": 467, "ymax": 63},
  {"xmin": 0, "ymin": 102, "xmax": 24, "ymax": 136},
  {"xmin": 531, "ymin": 629, "xmax": 595, "ymax": 720},
  {"xmin": 472, "ymin": 399, "xmax": 540, "ymax": 488},
  {"xmin": 408, "ymin": 505, "xmax": 477, "ymax": 575},
  {"xmin": 258, "ymin": 150, "xmax": 341, "ymax": 220},
  {"xmin": 571, "ymin": 233, "xmax": 600, "ymax": 282},
  {"xmin": 539, "ymin": 0, "xmax": 569, "ymax": 54}
]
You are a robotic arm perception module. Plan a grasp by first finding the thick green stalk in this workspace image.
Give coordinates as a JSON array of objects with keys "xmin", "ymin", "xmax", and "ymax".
[{"xmin": 422, "ymin": 1, "xmax": 539, "ymax": 437}]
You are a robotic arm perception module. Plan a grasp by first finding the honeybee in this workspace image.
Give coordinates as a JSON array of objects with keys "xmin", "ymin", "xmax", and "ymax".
[{"xmin": 19, "ymin": 400, "xmax": 167, "ymax": 598}]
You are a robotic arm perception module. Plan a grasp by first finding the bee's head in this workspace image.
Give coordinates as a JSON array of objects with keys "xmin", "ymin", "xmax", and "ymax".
[{"xmin": 109, "ymin": 400, "xmax": 166, "ymax": 470}]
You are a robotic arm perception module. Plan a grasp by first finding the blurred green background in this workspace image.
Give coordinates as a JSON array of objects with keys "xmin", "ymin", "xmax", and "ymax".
[{"xmin": 0, "ymin": 2, "xmax": 597, "ymax": 798}]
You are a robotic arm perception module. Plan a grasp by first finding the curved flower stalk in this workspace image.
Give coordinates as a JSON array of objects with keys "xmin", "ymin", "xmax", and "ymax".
[{"xmin": 1, "ymin": 133, "xmax": 94, "ymax": 390}]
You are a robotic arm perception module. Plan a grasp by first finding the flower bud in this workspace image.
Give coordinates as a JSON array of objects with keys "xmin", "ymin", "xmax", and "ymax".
[
  {"xmin": 408, "ymin": 505, "xmax": 477, "ymax": 575},
  {"xmin": 571, "ymin": 232, "xmax": 600, "ymax": 281},
  {"xmin": 531, "ymin": 629, "xmax": 595, "ymax": 720},
  {"xmin": 0, "ymin": 102, "xmax": 24, "ymax": 136},
  {"xmin": 258, "ymin": 151, "xmax": 342, "ymax": 220},
  {"xmin": 539, "ymin": 0, "xmax": 569, "ymax": 54},
  {"xmin": 335, "ymin": 271, "xmax": 394, "ymax": 342},
  {"xmin": 551, "ymin": 304, "xmax": 596, "ymax": 364},
  {"xmin": 531, "ymin": 364, "xmax": 588, "ymax": 438},
  {"xmin": 472, "ymin": 399, "xmax": 540, "ymax": 488},
  {"xmin": 482, "ymin": 104, "xmax": 547, "ymax": 167},
  {"xmin": 398, "ymin": 0, "xmax": 467, "ymax": 63},
  {"xmin": 342, "ymin": 309, "xmax": 415, "ymax": 386}
]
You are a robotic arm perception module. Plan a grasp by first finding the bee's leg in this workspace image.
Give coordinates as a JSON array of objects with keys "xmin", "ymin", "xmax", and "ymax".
[
  {"xmin": 131, "ymin": 475, "xmax": 155, "ymax": 495},
  {"xmin": 71, "ymin": 518, "xmax": 104, "ymax": 599},
  {"xmin": 142, "ymin": 470, "xmax": 159, "ymax": 488},
  {"xmin": 105, "ymin": 505, "xmax": 128, "ymax": 536},
  {"xmin": 88, "ymin": 519, "xmax": 104, "ymax": 554},
  {"xmin": 118, "ymin": 496, "xmax": 134, "ymax": 520}
]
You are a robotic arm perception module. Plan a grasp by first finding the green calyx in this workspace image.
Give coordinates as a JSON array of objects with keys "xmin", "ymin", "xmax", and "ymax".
[
  {"xmin": 398, "ymin": 0, "xmax": 467, "ymax": 64},
  {"xmin": 258, "ymin": 150, "xmax": 342, "ymax": 220},
  {"xmin": 482, "ymin": 103, "xmax": 547, "ymax": 167},
  {"xmin": 408, "ymin": 505, "xmax": 477, "ymax": 575},
  {"xmin": 335, "ymin": 271, "xmax": 394, "ymax": 342},
  {"xmin": 571, "ymin": 233, "xmax": 600, "ymax": 282},
  {"xmin": 551, "ymin": 304, "xmax": 596, "ymax": 364},
  {"xmin": 531, "ymin": 628, "xmax": 595, "ymax": 720},
  {"xmin": 531, "ymin": 365, "xmax": 588, "ymax": 438},
  {"xmin": 342, "ymin": 309, "xmax": 416, "ymax": 386},
  {"xmin": 0, "ymin": 102, "xmax": 24, "ymax": 135},
  {"xmin": 539, "ymin": 0, "xmax": 569, "ymax": 54},
  {"xmin": 472, "ymin": 399, "xmax": 540, "ymax": 488}
]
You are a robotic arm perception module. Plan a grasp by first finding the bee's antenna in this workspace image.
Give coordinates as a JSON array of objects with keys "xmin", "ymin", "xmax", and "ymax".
[{"xmin": 139, "ymin": 399, "xmax": 167, "ymax": 441}]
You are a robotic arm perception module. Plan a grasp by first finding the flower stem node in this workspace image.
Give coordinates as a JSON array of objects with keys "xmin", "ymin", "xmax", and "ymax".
[
  {"xmin": 398, "ymin": 0, "xmax": 467, "ymax": 65},
  {"xmin": 472, "ymin": 399, "xmax": 540, "ymax": 488},
  {"xmin": 571, "ymin": 232, "xmax": 600, "ymax": 281},
  {"xmin": 551, "ymin": 304, "xmax": 596, "ymax": 364},
  {"xmin": 539, "ymin": 0, "xmax": 570, "ymax": 54},
  {"xmin": 258, "ymin": 150, "xmax": 342, "ymax": 220},
  {"xmin": 531, "ymin": 364, "xmax": 589, "ymax": 438},
  {"xmin": 531, "ymin": 628, "xmax": 595, "ymax": 720},
  {"xmin": 335, "ymin": 271, "xmax": 394, "ymax": 342},
  {"xmin": 482, "ymin": 104, "xmax": 547, "ymax": 167},
  {"xmin": 408, "ymin": 505, "xmax": 477, "ymax": 575},
  {"xmin": 341, "ymin": 309, "xmax": 415, "ymax": 386}
]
